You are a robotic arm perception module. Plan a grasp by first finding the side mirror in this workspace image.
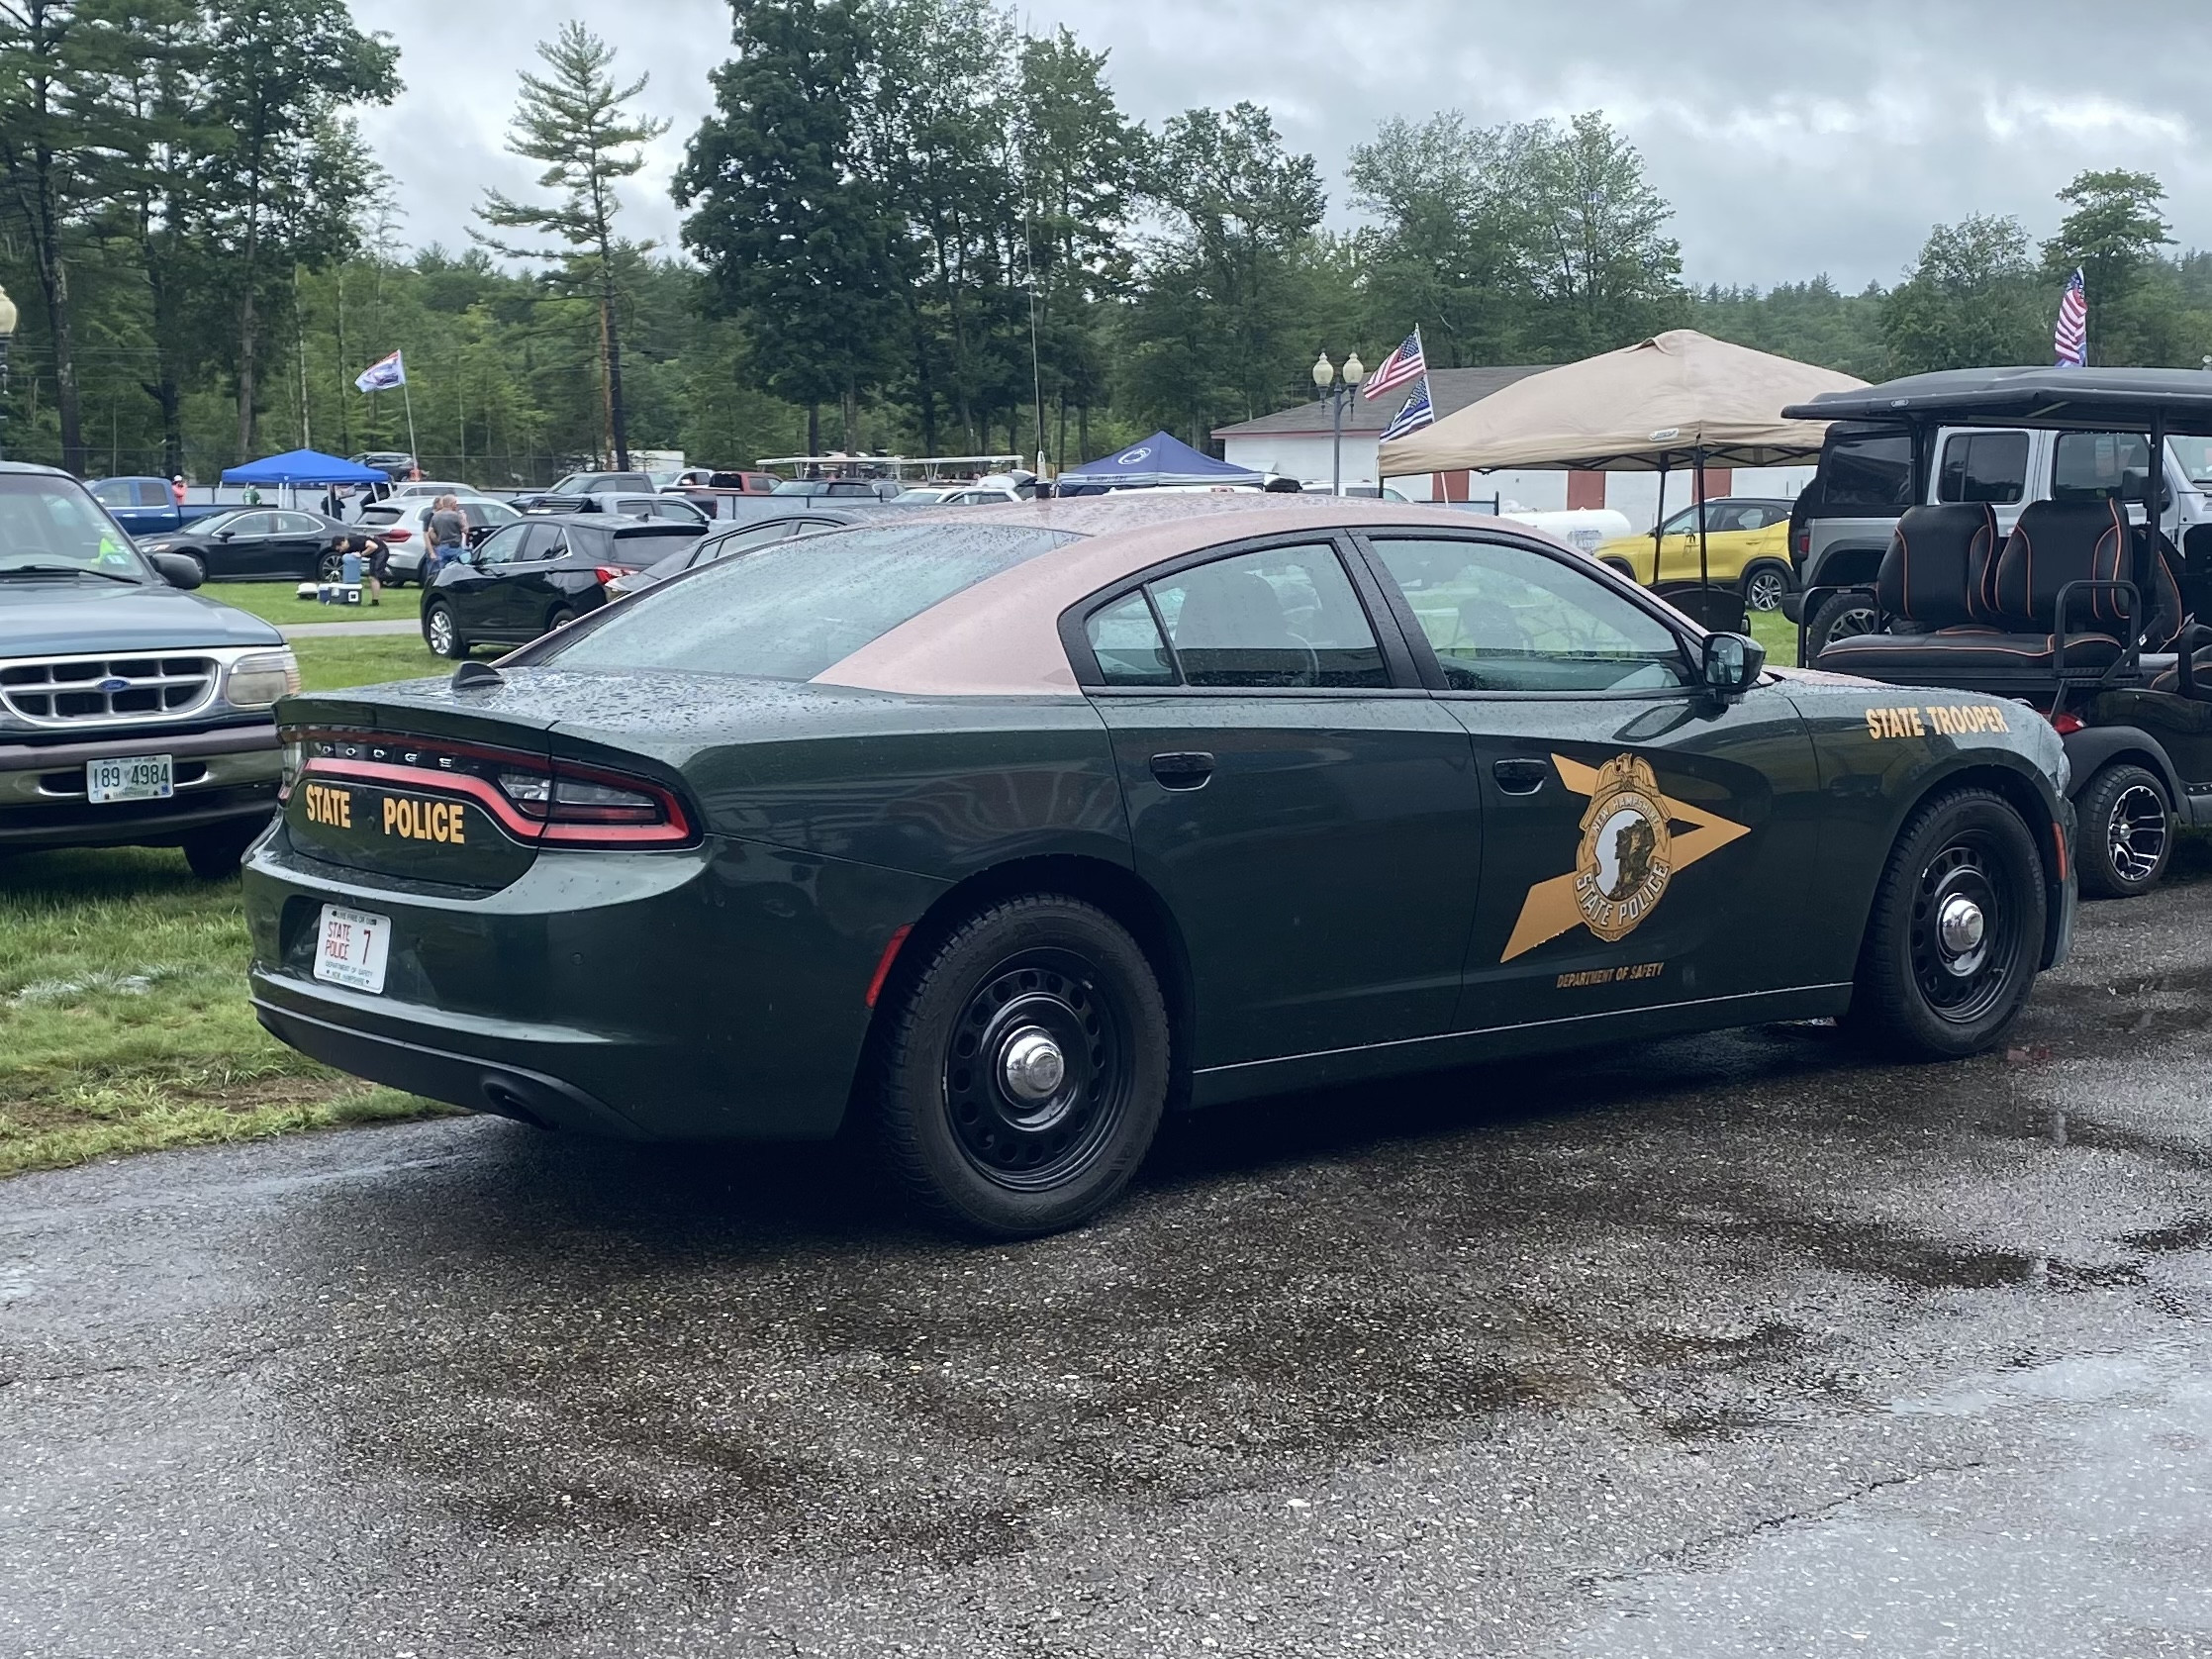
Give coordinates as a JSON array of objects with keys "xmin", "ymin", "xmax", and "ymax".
[
  {"xmin": 214, "ymin": 529, "xmax": 234, "ymax": 541},
  {"xmin": 149, "ymin": 551, "xmax": 202, "ymax": 589},
  {"xmin": 1699, "ymin": 632, "xmax": 1766, "ymax": 695}
]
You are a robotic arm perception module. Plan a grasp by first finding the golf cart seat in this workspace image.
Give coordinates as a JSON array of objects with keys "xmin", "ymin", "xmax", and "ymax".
[{"xmin": 1816, "ymin": 500, "xmax": 2173, "ymax": 696}]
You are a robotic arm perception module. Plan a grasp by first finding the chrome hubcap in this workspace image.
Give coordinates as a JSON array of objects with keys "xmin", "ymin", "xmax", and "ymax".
[
  {"xmin": 1937, "ymin": 894, "xmax": 1986, "ymax": 966},
  {"xmin": 1000, "ymin": 1027, "xmax": 1066, "ymax": 1103},
  {"xmin": 2108, "ymin": 784, "xmax": 2168, "ymax": 883}
]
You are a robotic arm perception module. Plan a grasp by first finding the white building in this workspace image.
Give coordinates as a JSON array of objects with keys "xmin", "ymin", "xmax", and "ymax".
[{"xmin": 1212, "ymin": 366, "xmax": 1811, "ymax": 531}]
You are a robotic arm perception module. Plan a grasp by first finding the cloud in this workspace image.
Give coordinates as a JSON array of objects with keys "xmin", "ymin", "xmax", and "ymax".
[{"xmin": 352, "ymin": 0, "xmax": 2212, "ymax": 292}]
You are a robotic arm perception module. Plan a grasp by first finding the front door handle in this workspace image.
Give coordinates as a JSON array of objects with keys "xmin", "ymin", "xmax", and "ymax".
[
  {"xmin": 1491, "ymin": 757, "xmax": 1549, "ymax": 796},
  {"xmin": 1149, "ymin": 750, "xmax": 1215, "ymax": 790}
]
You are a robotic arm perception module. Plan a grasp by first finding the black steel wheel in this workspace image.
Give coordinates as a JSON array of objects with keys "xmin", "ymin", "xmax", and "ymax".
[
  {"xmin": 1741, "ymin": 561, "xmax": 1790, "ymax": 613},
  {"xmin": 1849, "ymin": 788, "xmax": 2046, "ymax": 1058},
  {"xmin": 1806, "ymin": 589, "xmax": 1879, "ymax": 661},
  {"xmin": 2074, "ymin": 761, "xmax": 2170, "ymax": 899},
  {"xmin": 424, "ymin": 600, "xmax": 468, "ymax": 660},
  {"xmin": 872, "ymin": 894, "xmax": 1170, "ymax": 1237}
]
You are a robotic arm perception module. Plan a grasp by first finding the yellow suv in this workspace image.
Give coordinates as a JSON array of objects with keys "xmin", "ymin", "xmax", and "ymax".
[{"xmin": 1593, "ymin": 497, "xmax": 1798, "ymax": 612}]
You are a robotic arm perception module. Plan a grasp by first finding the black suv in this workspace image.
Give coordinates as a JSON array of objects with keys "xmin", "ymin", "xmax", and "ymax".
[
  {"xmin": 420, "ymin": 513, "xmax": 703, "ymax": 658},
  {"xmin": 0, "ymin": 463, "xmax": 296, "ymax": 875}
]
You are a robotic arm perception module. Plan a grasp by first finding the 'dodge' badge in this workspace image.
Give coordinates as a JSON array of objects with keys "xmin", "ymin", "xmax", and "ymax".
[{"xmin": 1503, "ymin": 753, "xmax": 1749, "ymax": 961}]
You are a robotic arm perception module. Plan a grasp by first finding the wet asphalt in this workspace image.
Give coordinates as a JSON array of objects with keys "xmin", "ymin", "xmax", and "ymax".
[{"xmin": 7, "ymin": 884, "xmax": 2212, "ymax": 1657}]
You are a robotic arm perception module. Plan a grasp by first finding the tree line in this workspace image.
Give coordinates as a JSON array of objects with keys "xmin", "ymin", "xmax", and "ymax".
[{"xmin": 2, "ymin": 0, "xmax": 2208, "ymax": 487}]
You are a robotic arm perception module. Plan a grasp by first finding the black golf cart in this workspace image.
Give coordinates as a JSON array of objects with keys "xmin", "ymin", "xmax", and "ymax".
[{"xmin": 1784, "ymin": 367, "xmax": 2212, "ymax": 899}]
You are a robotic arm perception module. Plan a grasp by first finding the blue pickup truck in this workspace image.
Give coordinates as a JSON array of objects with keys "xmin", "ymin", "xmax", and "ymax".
[
  {"xmin": 87, "ymin": 475, "xmax": 228, "ymax": 538},
  {"xmin": 3, "ymin": 463, "xmax": 294, "ymax": 876}
]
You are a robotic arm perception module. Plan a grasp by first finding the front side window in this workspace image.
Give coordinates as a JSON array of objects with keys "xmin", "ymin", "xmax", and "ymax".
[
  {"xmin": 471, "ymin": 525, "xmax": 529, "ymax": 565},
  {"xmin": 1370, "ymin": 537, "xmax": 1693, "ymax": 694},
  {"xmin": 2053, "ymin": 431, "xmax": 2151, "ymax": 502},
  {"xmin": 541, "ymin": 523, "xmax": 1081, "ymax": 681},
  {"xmin": 1143, "ymin": 543, "xmax": 1387, "ymax": 689},
  {"xmin": 1937, "ymin": 431, "xmax": 2029, "ymax": 504},
  {"xmin": 221, "ymin": 513, "xmax": 274, "ymax": 537}
]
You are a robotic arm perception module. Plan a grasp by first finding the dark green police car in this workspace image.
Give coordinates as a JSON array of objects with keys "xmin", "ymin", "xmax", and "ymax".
[{"xmin": 242, "ymin": 496, "xmax": 2076, "ymax": 1236}]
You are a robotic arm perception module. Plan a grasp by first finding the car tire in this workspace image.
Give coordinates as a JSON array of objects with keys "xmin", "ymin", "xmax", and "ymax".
[
  {"xmin": 870, "ymin": 894, "xmax": 1171, "ymax": 1238},
  {"xmin": 543, "ymin": 604, "xmax": 577, "ymax": 636},
  {"xmin": 424, "ymin": 600, "xmax": 468, "ymax": 660},
  {"xmin": 1741, "ymin": 561, "xmax": 1790, "ymax": 613},
  {"xmin": 1601, "ymin": 557, "xmax": 1639, "ymax": 583},
  {"xmin": 1804, "ymin": 588, "xmax": 1881, "ymax": 661},
  {"xmin": 316, "ymin": 548, "xmax": 343, "ymax": 582},
  {"xmin": 2074, "ymin": 761, "xmax": 2171, "ymax": 899},
  {"xmin": 181, "ymin": 820, "xmax": 263, "ymax": 880},
  {"xmin": 1847, "ymin": 787, "xmax": 2046, "ymax": 1059}
]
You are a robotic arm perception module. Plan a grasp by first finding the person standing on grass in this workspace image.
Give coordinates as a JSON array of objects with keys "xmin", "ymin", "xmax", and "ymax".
[{"xmin": 429, "ymin": 496, "xmax": 469, "ymax": 573}]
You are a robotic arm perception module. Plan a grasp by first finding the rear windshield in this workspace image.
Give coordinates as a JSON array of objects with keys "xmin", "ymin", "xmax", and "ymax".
[
  {"xmin": 1811, "ymin": 427, "xmax": 1913, "ymax": 511},
  {"xmin": 542, "ymin": 523, "xmax": 1081, "ymax": 680}
]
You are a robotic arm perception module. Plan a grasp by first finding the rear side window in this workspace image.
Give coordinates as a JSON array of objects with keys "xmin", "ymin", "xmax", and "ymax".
[
  {"xmin": 543, "ymin": 523, "xmax": 1080, "ymax": 680},
  {"xmin": 1937, "ymin": 432, "xmax": 2029, "ymax": 504},
  {"xmin": 2053, "ymin": 431, "xmax": 2151, "ymax": 502},
  {"xmin": 1813, "ymin": 428, "xmax": 1913, "ymax": 511},
  {"xmin": 1086, "ymin": 592, "xmax": 1176, "ymax": 685}
]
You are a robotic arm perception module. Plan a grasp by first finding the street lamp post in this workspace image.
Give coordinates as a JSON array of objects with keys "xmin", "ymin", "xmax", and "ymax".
[
  {"xmin": 0, "ymin": 284, "xmax": 17, "ymax": 463},
  {"xmin": 1311, "ymin": 349, "xmax": 1366, "ymax": 495}
]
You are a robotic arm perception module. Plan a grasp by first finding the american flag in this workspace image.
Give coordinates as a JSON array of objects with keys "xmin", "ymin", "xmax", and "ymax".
[
  {"xmin": 1363, "ymin": 329, "xmax": 1428, "ymax": 400},
  {"xmin": 1379, "ymin": 376, "xmax": 1435, "ymax": 441},
  {"xmin": 2054, "ymin": 269, "xmax": 2087, "ymax": 368}
]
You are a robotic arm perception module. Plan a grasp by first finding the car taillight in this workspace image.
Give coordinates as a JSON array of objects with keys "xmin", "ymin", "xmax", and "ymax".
[
  {"xmin": 2051, "ymin": 712, "xmax": 2084, "ymax": 734},
  {"xmin": 385, "ymin": 528, "xmax": 412, "ymax": 541},
  {"xmin": 592, "ymin": 565, "xmax": 636, "ymax": 585},
  {"xmin": 1793, "ymin": 528, "xmax": 1809, "ymax": 558},
  {"xmin": 492, "ymin": 758, "xmax": 692, "ymax": 845}
]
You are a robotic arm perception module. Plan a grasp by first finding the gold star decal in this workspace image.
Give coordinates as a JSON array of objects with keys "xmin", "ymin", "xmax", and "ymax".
[{"xmin": 1501, "ymin": 753, "xmax": 1751, "ymax": 962}]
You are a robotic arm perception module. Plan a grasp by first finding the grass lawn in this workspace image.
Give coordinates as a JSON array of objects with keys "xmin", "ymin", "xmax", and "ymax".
[
  {"xmin": 205, "ymin": 578, "xmax": 425, "ymax": 626},
  {"xmin": 291, "ymin": 633, "xmax": 448, "ymax": 693},
  {"xmin": 1750, "ymin": 608, "xmax": 1798, "ymax": 668},
  {"xmin": 0, "ymin": 633, "xmax": 455, "ymax": 1180}
]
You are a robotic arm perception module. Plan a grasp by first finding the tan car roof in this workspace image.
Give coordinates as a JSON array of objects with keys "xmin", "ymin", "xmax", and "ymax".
[{"xmin": 813, "ymin": 494, "xmax": 1548, "ymax": 697}]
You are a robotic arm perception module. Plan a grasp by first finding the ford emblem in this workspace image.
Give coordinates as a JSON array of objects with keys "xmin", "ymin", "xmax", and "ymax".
[{"xmin": 97, "ymin": 677, "xmax": 130, "ymax": 693}]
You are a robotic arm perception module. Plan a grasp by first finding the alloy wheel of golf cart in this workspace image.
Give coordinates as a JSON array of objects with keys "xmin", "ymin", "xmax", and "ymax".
[
  {"xmin": 1742, "ymin": 564, "xmax": 1788, "ymax": 612},
  {"xmin": 2076, "ymin": 762, "xmax": 2171, "ymax": 899}
]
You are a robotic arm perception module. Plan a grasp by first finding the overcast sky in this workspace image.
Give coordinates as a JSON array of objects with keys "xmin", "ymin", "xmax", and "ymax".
[{"xmin": 354, "ymin": 0, "xmax": 2212, "ymax": 293}]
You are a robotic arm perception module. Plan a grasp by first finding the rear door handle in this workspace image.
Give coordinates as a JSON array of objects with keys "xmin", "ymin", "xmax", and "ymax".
[
  {"xmin": 1491, "ymin": 757, "xmax": 1549, "ymax": 795},
  {"xmin": 1149, "ymin": 750, "xmax": 1215, "ymax": 790}
]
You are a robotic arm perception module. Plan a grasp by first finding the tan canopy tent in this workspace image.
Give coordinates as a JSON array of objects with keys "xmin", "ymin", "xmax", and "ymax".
[
  {"xmin": 1378, "ymin": 330, "xmax": 1868, "ymax": 629},
  {"xmin": 1379, "ymin": 329, "xmax": 1868, "ymax": 474}
]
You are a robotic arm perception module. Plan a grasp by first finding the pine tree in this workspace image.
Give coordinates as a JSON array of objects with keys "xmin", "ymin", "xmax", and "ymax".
[{"xmin": 477, "ymin": 23, "xmax": 667, "ymax": 470}]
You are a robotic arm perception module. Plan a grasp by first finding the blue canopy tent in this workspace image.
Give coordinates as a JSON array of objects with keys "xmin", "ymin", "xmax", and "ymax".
[
  {"xmin": 1056, "ymin": 432, "xmax": 1264, "ymax": 493},
  {"xmin": 220, "ymin": 449, "xmax": 390, "ymax": 487}
]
